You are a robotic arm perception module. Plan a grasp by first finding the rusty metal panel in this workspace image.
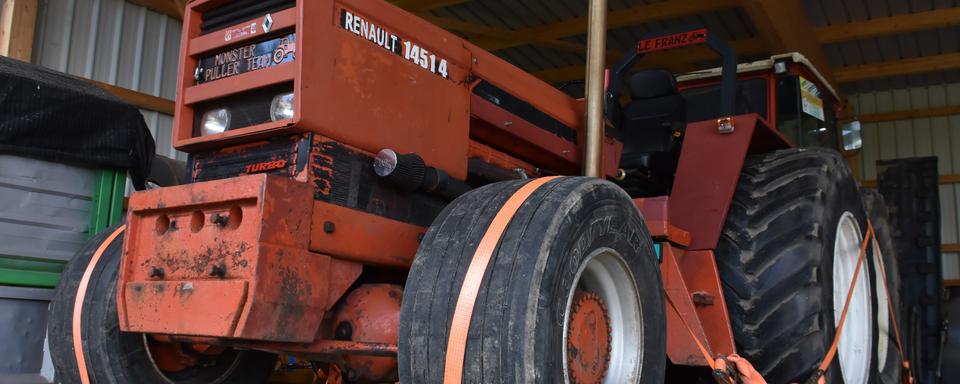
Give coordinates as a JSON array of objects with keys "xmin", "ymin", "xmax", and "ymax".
[
  {"xmin": 117, "ymin": 174, "xmax": 350, "ymax": 342},
  {"xmin": 302, "ymin": 0, "xmax": 470, "ymax": 180},
  {"xmin": 309, "ymin": 202, "xmax": 423, "ymax": 269},
  {"xmin": 122, "ymin": 280, "xmax": 248, "ymax": 336}
]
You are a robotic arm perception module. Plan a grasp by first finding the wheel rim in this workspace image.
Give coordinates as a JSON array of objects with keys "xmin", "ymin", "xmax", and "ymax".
[
  {"xmin": 143, "ymin": 335, "xmax": 245, "ymax": 383},
  {"xmin": 832, "ymin": 212, "xmax": 872, "ymax": 384},
  {"xmin": 872, "ymin": 238, "xmax": 890, "ymax": 372},
  {"xmin": 562, "ymin": 248, "xmax": 643, "ymax": 384}
]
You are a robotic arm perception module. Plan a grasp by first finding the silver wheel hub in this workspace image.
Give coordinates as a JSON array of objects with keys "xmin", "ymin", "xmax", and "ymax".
[{"xmin": 562, "ymin": 248, "xmax": 643, "ymax": 383}]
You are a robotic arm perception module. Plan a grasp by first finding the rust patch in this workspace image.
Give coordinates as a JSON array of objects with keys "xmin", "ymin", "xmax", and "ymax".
[
  {"xmin": 131, "ymin": 283, "xmax": 145, "ymax": 298},
  {"xmin": 272, "ymin": 264, "xmax": 312, "ymax": 341},
  {"xmin": 143, "ymin": 238, "xmax": 251, "ymax": 279},
  {"xmin": 121, "ymin": 174, "xmax": 322, "ymax": 342}
]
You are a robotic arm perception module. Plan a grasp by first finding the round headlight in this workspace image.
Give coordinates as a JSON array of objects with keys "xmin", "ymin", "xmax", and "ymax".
[
  {"xmin": 200, "ymin": 108, "xmax": 231, "ymax": 136},
  {"xmin": 270, "ymin": 92, "xmax": 295, "ymax": 121}
]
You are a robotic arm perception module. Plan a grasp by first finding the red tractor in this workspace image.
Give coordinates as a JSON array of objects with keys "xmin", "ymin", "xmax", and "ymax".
[{"xmin": 48, "ymin": 1, "xmax": 902, "ymax": 383}]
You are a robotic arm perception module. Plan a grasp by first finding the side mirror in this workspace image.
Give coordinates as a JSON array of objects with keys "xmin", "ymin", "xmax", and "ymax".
[{"xmin": 842, "ymin": 120, "xmax": 862, "ymax": 151}]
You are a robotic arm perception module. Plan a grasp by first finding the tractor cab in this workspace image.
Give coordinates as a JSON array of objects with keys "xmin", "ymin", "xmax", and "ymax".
[
  {"xmin": 677, "ymin": 53, "xmax": 845, "ymax": 150},
  {"xmin": 608, "ymin": 27, "xmax": 860, "ymax": 197}
]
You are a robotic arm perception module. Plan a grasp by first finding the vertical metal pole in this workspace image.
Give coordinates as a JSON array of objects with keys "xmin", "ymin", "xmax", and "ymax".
[{"xmin": 583, "ymin": 0, "xmax": 607, "ymax": 177}]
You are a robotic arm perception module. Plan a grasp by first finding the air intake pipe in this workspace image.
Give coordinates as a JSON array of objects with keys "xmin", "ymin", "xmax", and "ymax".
[{"xmin": 373, "ymin": 149, "xmax": 471, "ymax": 200}]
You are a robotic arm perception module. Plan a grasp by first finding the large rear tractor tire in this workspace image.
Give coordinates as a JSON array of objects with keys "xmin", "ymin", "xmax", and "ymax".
[
  {"xmin": 861, "ymin": 189, "xmax": 904, "ymax": 384},
  {"xmin": 48, "ymin": 225, "xmax": 278, "ymax": 384},
  {"xmin": 398, "ymin": 177, "xmax": 666, "ymax": 383},
  {"xmin": 716, "ymin": 148, "xmax": 878, "ymax": 384}
]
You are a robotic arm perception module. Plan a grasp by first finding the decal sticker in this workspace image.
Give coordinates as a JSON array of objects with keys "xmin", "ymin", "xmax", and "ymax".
[
  {"xmin": 339, "ymin": 9, "xmax": 450, "ymax": 79},
  {"xmin": 225, "ymin": 21, "xmax": 258, "ymax": 42},
  {"xmin": 637, "ymin": 29, "xmax": 708, "ymax": 54},
  {"xmin": 244, "ymin": 159, "xmax": 288, "ymax": 174},
  {"xmin": 197, "ymin": 34, "xmax": 296, "ymax": 84},
  {"xmin": 800, "ymin": 76, "xmax": 825, "ymax": 121}
]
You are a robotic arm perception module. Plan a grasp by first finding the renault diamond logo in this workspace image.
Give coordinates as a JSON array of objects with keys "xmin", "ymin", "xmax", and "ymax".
[{"xmin": 263, "ymin": 13, "xmax": 274, "ymax": 33}]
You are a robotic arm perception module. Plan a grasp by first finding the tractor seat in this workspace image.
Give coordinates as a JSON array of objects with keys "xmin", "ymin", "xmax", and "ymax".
[{"xmin": 618, "ymin": 69, "xmax": 686, "ymax": 172}]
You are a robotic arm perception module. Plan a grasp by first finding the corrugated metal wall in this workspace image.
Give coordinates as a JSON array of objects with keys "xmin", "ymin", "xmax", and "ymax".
[
  {"xmin": 851, "ymin": 82, "xmax": 960, "ymax": 280},
  {"xmin": 30, "ymin": 0, "xmax": 184, "ymax": 161},
  {"xmin": 0, "ymin": 156, "xmax": 95, "ymax": 264}
]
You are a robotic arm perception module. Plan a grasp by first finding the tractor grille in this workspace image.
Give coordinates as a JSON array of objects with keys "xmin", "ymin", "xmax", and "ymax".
[
  {"xmin": 189, "ymin": 134, "xmax": 306, "ymax": 182},
  {"xmin": 200, "ymin": 0, "xmax": 296, "ymax": 35}
]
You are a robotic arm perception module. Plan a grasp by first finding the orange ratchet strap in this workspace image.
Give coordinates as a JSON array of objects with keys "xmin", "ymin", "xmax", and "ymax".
[
  {"xmin": 72, "ymin": 225, "xmax": 126, "ymax": 384},
  {"xmin": 807, "ymin": 220, "xmax": 914, "ymax": 384},
  {"xmin": 805, "ymin": 221, "xmax": 873, "ymax": 384},
  {"xmin": 442, "ymin": 177, "xmax": 559, "ymax": 384}
]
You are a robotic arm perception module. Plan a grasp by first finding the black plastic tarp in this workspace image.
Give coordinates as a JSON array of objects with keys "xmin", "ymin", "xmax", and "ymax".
[{"xmin": 0, "ymin": 56, "xmax": 155, "ymax": 189}]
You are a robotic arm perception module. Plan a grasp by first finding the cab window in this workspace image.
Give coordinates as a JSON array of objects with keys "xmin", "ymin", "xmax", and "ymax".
[
  {"xmin": 776, "ymin": 75, "xmax": 837, "ymax": 149},
  {"xmin": 681, "ymin": 78, "xmax": 768, "ymax": 123}
]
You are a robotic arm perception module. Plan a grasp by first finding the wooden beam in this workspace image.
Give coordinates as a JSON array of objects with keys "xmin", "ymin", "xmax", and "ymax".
[
  {"xmin": 816, "ymin": 7, "xmax": 960, "ymax": 44},
  {"xmin": 944, "ymin": 279, "xmax": 960, "ymax": 287},
  {"xmin": 834, "ymin": 52, "xmax": 960, "ymax": 83},
  {"xmin": 739, "ymin": 0, "xmax": 836, "ymax": 87},
  {"xmin": 393, "ymin": 0, "xmax": 469, "ymax": 12},
  {"xmin": 944, "ymin": 244, "xmax": 960, "ymax": 253},
  {"xmin": 859, "ymin": 105, "xmax": 960, "ymax": 123},
  {"xmin": 0, "ymin": 0, "xmax": 37, "ymax": 62},
  {"xmin": 470, "ymin": 0, "xmax": 739, "ymax": 52},
  {"xmin": 87, "ymin": 79, "xmax": 175, "ymax": 115},
  {"xmin": 861, "ymin": 174, "xmax": 960, "ymax": 188},
  {"xmin": 531, "ymin": 38, "xmax": 767, "ymax": 84},
  {"xmin": 422, "ymin": 15, "xmax": 590, "ymax": 54},
  {"xmin": 126, "ymin": 0, "xmax": 185, "ymax": 19}
]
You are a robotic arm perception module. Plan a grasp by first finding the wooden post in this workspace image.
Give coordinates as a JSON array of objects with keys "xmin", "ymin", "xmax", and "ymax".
[{"xmin": 0, "ymin": 0, "xmax": 37, "ymax": 62}]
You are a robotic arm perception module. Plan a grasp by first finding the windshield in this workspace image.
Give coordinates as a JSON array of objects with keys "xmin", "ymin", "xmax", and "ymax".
[{"xmin": 680, "ymin": 78, "xmax": 768, "ymax": 123}]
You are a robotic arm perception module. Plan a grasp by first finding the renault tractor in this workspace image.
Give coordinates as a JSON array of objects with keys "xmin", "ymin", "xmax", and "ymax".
[{"xmin": 48, "ymin": 1, "xmax": 903, "ymax": 383}]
